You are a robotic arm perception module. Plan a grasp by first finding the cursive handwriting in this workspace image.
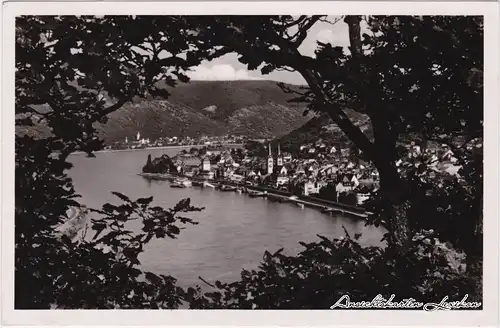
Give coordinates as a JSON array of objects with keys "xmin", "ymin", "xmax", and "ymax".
[
  {"xmin": 330, "ymin": 294, "xmax": 481, "ymax": 310},
  {"xmin": 330, "ymin": 294, "xmax": 423, "ymax": 309},
  {"xmin": 423, "ymin": 294, "xmax": 482, "ymax": 311}
]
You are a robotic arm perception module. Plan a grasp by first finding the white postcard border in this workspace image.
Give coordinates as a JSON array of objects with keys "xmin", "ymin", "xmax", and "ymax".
[{"xmin": 1, "ymin": 1, "xmax": 498, "ymax": 326}]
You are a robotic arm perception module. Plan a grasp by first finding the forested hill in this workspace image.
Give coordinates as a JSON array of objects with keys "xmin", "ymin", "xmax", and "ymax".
[{"xmin": 17, "ymin": 80, "xmax": 315, "ymax": 143}]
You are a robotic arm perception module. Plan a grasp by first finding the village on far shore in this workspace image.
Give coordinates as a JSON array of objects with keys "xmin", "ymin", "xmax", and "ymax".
[{"xmin": 139, "ymin": 129, "xmax": 465, "ymax": 208}]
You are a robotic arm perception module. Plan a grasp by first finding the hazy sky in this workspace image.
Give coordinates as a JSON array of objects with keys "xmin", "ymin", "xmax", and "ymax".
[{"xmin": 187, "ymin": 17, "xmax": 351, "ymax": 85}]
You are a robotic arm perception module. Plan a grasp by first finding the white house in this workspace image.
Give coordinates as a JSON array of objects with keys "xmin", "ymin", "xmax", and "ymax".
[
  {"xmin": 201, "ymin": 156, "xmax": 211, "ymax": 172},
  {"xmin": 357, "ymin": 193, "xmax": 370, "ymax": 205},
  {"xmin": 335, "ymin": 173, "xmax": 360, "ymax": 193},
  {"xmin": 303, "ymin": 180, "xmax": 327, "ymax": 196},
  {"xmin": 279, "ymin": 166, "xmax": 288, "ymax": 176}
]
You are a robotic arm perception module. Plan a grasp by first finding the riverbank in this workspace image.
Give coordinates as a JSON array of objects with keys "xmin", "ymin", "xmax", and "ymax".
[
  {"xmin": 138, "ymin": 173, "xmax": 369, "ymax": 219},
  {"xmin": 71, "ymin": 144, "xmax": 243, "ymax": 155}
]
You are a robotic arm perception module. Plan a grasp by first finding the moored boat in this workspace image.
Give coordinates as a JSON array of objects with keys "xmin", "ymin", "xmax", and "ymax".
[
  {"xmin": 170, "ymin": 182, "xmax": 186, "ymax": 188},
  {"xmin": 219, "ymin": 185, "xmax": 237, "ymax": 192},
  {"xmin": 203, "ymin": 181, "xmax": 216, "ymax": 188},
  {"xmin": 247, "ymin": 190, "xmax": 265, "ymax": 198},
  {"xmin": 172, "ymin": 178, "xmax": 192, "ymax": 187}
]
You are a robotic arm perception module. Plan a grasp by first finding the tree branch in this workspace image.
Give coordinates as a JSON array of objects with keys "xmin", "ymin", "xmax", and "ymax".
[
  {"xmin": 100, "ymin": 99, "xmax": 129, "ymax": 117},
  {"xmin": 293, "ymin": 16, "xmax": 323, "ymax": 46}
]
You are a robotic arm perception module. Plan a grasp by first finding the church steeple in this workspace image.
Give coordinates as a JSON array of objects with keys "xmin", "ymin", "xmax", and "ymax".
[
  {"xmin": 277, "ymin": 143, "xmax": 283, "ymax": 166},
  {"xmin": 267, "ymin": 143, "xmax": 274, "ymax": 174}
]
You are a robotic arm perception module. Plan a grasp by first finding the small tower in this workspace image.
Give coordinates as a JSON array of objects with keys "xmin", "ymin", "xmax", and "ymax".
[
  {"xmin": 267, "ymin": 144, "xmax": 274, "ymax": 175},
  {"xmin": 277, "ymin": 144, "xmax": 283, "ymax": 166}
]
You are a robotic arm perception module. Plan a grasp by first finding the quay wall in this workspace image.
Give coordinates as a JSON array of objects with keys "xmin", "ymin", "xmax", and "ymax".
[{"xmin": 166, "ymin": 175, "xmax": 368, "ymax": 217}]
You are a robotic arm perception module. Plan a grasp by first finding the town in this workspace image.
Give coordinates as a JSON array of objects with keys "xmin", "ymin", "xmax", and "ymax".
[{"xmin": 141, "ymin": 135, "xmax": 462, "ymax": 211}]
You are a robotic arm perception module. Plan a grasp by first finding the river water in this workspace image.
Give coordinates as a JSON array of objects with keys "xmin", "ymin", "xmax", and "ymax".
[{"xmin": 67, "ymin": 147, "xmax": 385, "ymax": 288}]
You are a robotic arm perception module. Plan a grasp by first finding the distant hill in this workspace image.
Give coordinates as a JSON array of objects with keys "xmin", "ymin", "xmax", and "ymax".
[
  {"xmin": 162, "ymin": 80, "xmax": 306, "ymax": 121},
  {"xmin": 17, "ymin": 80, "xmax": 312, "ymax": 143},
  {"xmin": 97, "ymin": 100, "xmax": 228, "ymax": 142}
]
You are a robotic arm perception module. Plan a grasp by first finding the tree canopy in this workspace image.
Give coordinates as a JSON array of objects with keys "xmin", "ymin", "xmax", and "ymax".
[{"xmin": 15, "ymin": 15, "xmax": 483, "ymax": 309}]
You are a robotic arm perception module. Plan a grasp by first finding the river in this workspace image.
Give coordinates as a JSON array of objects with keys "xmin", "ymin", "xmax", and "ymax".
[{"xmin": 67, "ymin": 147, "xmax": 385, "ymax": 288}]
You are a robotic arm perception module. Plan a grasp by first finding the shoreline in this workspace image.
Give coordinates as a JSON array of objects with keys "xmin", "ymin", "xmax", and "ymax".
[
  {"xmin": 138, "ymin": 173, "xmax": 369, "ymax": 219},
  {"xmin": 70, "ymin": 143, "xmax": 244, "ymax": 155}
]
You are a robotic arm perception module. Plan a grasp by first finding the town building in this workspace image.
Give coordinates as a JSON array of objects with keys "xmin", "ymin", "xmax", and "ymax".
[
  {"xmin": 200, "ymin": 155, "xmax": 211, "ymax": 172},
  {"xmin": 277, "ymin": 144, "xmax": 284, "ymax": 166},
  {"xmin": 303, "ymin": 179, "xmax": 327, "ymax": 196},
  {"xmin": 284, "ymin": 156, "xmax": 292, "ymax": 164},
  {"xmin": 267, "ymin": 144, "xmax": 274, "ymax": 174},
  {"xmin": 335, "ymin": 173, "xmax": 360, "ymax": 193}
]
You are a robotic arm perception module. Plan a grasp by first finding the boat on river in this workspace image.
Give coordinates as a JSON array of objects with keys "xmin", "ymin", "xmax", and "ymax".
[
  {"xmin": 203, "ymin": 181, "xmax": 216, "ymax": 188},
  {"xmin": 171, "ymin": 178, "xmax": 192, "ymax": 188},
  {"xmin": 219, "ymin": 185, "xmax": 237, "ymax": 192},
  {"xmin": 247, "ymin": 190, "xmax": 265, "ymax": 198}
]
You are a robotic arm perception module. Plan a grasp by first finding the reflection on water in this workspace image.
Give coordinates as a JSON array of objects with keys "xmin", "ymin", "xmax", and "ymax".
[{"xmin": 68, "ymin": 148, "xmax": 385, "ymax": 287}]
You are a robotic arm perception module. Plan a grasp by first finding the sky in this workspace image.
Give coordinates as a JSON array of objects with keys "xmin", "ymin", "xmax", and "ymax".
[{"xmin": 187, "ymin": 17, "xmax": 351, "ymax": 85}]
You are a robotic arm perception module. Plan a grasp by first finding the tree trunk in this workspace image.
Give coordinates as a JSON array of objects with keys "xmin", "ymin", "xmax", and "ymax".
[
  {"xmin": 345, "ymin": 15, "xmax": 412, "ymax": 249},
  {"xmin": 344, "ymin": 16, "xmax": 362, "ymax": 58},
  {"xmin": 371, "ymin": 114, "xmax": 412, "ymax": 249}
]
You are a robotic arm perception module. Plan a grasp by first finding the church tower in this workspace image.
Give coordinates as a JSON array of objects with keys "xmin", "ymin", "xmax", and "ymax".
[
  {"xmin": 267, "ymin": 143, "xmax": 274, "ymax": 174},
  {"xmin": 277, "ymin": 143, "xmax": 284, "ymax": 166}
]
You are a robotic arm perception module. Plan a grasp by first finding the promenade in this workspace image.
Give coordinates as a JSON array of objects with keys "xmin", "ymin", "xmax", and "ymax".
[{"xmin": 139, "ymin": 173, "xmax": 369, "ymax": 219}]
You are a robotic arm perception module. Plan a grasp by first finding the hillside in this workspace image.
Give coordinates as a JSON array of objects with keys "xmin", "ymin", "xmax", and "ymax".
[
  {"xmin": 277, "ymin": 109, "xmax": 373, "ymax": 153},
  {"xmin": 17, "ymin": 80, "xmax": 311, "ymax": 143},
  {"xmin": 96, "ymin": 100, "xmax": 228, "ymax": 142},
  {"xmin": 161, "ymin": 80, "xmax": 306, "ymax": 121}
]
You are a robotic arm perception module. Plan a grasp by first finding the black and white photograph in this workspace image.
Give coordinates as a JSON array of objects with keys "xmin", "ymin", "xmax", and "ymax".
[{"xmin": 2, "ymin": 1, "xmax": 499, "ymax": 326}]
